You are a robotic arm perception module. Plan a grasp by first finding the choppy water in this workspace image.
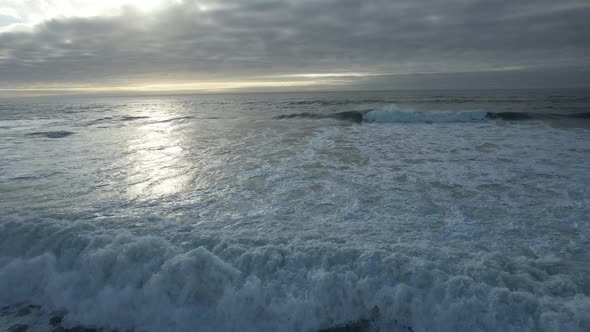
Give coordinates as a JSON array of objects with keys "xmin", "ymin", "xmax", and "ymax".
[{"xmin": 1, "ymin": 90, "xmax": 589, "ymax": 331}]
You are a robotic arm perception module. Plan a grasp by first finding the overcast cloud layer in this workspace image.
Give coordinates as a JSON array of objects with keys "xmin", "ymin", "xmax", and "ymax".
[{"xmin": 1, "ymin": 0, "xmax": 589, "ymax": 92}]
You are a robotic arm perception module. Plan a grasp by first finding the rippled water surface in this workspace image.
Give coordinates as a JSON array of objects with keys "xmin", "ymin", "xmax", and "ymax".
[{"xmin": 1, "ymin": 90, "xmax": 589, "ymax": 331}]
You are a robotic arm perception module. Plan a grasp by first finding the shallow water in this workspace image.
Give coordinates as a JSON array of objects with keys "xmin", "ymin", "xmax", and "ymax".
[{"xmin": 1, "ymin": 90, "xmax": 589, "ymax": 331}]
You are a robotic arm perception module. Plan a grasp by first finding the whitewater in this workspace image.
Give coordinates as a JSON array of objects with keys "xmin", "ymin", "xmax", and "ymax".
[{"xmin": 0, "ymin": 90, "xmax": 589, "ymax": 331}]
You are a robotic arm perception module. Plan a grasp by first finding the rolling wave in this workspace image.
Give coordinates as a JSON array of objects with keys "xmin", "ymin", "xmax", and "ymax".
[{"xmin": 363, "ymin": 106, "xmax": 487, "ymax": 123}]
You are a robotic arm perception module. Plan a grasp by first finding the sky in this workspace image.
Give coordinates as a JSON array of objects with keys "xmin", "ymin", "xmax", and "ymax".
[{"xmin": 0, "ymin": 0, "xmax": 589, "ymax": 95}]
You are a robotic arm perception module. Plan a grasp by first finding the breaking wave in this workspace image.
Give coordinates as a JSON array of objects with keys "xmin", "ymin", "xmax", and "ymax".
[{"xmin": 1, "ymin": 215, "xmax": 588, "ymax": 332}]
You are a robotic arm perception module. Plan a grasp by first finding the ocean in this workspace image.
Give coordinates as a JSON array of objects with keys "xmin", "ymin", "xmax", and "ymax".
[{"xmin": 1, "ymin": 89, "xmax": 589, "ymax": 331}]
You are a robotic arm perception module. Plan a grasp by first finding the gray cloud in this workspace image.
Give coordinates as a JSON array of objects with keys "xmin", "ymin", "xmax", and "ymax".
[{"xmin": 1, "ymin": 0, "xmax": 589, "ymax": 90}]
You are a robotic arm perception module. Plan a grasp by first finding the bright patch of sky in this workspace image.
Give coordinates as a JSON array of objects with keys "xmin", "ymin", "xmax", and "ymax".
[{"xmin": 0, "ymin": 0, "xmax": 172, "ymax": 28}]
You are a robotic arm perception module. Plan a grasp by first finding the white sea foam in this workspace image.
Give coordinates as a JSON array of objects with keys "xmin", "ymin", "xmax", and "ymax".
[
  {"xmin": 1, "ymin": 213, "xmax": 589, "ymax": 332},
  {"xmin": 363, "ymin": 104, "xmax": 487, "ymax": 123}
]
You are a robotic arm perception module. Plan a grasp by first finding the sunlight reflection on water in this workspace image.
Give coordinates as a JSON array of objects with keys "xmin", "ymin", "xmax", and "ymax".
[{"xmin": 125, "ymin": 112, "xmax": 192, "ymax": 200}]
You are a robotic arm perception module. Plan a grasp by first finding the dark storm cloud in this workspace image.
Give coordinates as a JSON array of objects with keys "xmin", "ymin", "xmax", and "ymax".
[{"xmin": 1, "ymin": 0, "xmax": 589, "ymax": 89}]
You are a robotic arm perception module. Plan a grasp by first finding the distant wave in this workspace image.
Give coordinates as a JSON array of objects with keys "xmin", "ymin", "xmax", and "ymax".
[
  {"xmin": 120, "ymin": 115, "xmax": 150, "ymax": 121},
  {"xmin": 488, "ymin": 111, "xmax": 590, "ymax": 120},
  {"xmin": 274, "ymin": 111, "xmax": 364, "ymax": 123},
  {"xmin": 84, "ymin": 115, "xmax": 196, "ymax": 127},
  {"xmin": 83, "ymin": 115, "xmax": 150, "ymax": 127},
  {"xmin": 150, "ymin": 116, "xmax": 195, "ymax": 124},
  {"xmin": 486, "ymin": 112, "xmax": 535, "ymax": 120},
  {"xmin": 274, "ymin": 105, "xmax": 590, "ymax": 124},
  {"xmin": 26, "ymin": 131, "xmax": 75, "ymax": 138},
  {"xmin": 279, "ymin": 96, "xmax": 590, "ymax": 107},
  {"xmin": 282, "ymin": 99, "xmax": 388, "ymax": 106},
  {"xmin": 568, "ymin": 111, "xmax": 590, "ymax": 118}
]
